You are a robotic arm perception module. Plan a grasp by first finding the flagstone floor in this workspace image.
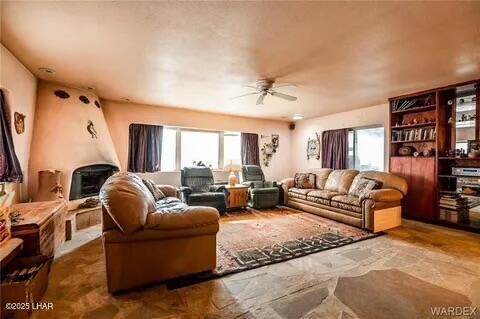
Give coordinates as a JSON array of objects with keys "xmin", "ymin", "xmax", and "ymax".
[{"xmin": 33, "ymin": 220, "xmax": 480, "ymax": 319}]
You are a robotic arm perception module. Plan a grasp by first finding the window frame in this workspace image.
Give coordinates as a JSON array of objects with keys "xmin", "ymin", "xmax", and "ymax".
[
  {"xmin": 348, "ymin": 125, "xmax": 385, "ymax": 172},
  {"xmin": 160, "ymin": 126, "xmax": 240, "ymax": 172}
]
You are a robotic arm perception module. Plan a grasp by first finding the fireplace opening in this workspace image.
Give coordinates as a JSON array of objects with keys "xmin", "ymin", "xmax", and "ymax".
[{"xmin": 69, "ymin": 164, "xmax": 119, "ymax": 200}]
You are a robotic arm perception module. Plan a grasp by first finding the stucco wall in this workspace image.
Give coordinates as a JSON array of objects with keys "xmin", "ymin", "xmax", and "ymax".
[
  {"xmin": 291, "ymin": 103, "xmax": 389, "ymax": 174},
  {"xmin": 102, "ymin": 100, "xmax": 293, "ymax": 186}
]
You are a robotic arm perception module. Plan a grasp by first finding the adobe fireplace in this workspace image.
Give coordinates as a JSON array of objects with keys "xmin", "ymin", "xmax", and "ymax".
[{"xmin": 69, "ymin": 164, "xmax": 119, "ymax": 200}]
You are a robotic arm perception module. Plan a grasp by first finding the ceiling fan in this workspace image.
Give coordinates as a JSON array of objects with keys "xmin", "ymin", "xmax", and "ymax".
[{"xmin": 233, "ymin": 79, "xmax": 297, "ymax": 105}]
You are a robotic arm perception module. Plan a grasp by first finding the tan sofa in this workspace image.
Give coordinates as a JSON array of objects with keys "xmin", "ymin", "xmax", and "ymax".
[
  {"xmin": 281, "ymin": 169, "xmax": 407, "ymax": 233},
  {"xmin": 99, "ymin": 172, "xmax": 220, "ymax": 293}
]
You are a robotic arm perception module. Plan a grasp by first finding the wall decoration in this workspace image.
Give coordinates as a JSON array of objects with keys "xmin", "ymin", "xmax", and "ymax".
[
  {"xmin": 260, "ymin": 134, "xmax": 279, "ymax": 167},
  {"xmin": 14, "ymin": 112, "xmax": 26, "ymax": 134},
  {"xmin": 306, "ymin": 133, "xmax": 320, "ymax": 160},
  {"xmin": 79, "ymin": 95, "xmax": 90, "ymax": 104},
  {"xmin": 94, "ymin": 100, "xmax": 101, "ymax": 108},
  {"xmin": 271, "ymin": 134, "xmax": 279, "ymax": 149},
  {"xmin": 54, "ymin": 90, "xmax": 70, "ymax": 99},
  {"xmin": 87, "ymin": 120, "xmax": 98, "ymax": 139}
]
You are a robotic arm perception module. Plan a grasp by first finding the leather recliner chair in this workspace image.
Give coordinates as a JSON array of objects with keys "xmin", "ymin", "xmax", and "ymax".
[
  {"xmin": 241, "ymin": 165, "xmax": 280, "ymax": 209},
  {"xmin": 180, "ymin": 167, "xmax": 227, "ymax": 214},
  {"xmin": 100, "ymin": 172, "xmax": 219, "ymax": 293}
]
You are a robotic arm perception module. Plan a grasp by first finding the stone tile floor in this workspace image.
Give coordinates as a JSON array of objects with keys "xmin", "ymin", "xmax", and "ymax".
[{"xmin": 34, "ymin": 220, "xmax": 480, "ymax": 319}]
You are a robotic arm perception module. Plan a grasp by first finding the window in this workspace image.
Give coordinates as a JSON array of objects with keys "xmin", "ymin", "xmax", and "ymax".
[
  {"xmin": 180, "ymin": 130, "xmax": 220, "ymax": 169},
  {"xmin": 348, "ymin": 126, "xmax": 385, "ymax": 171},
  {"xmin": 153, "ymin": 126, "xmax": 243, "ymax": 171},
  {"xmin": 161, "ymin": 128, "xmax": 177, "ymax": 171},
  {"xmin": 223, "ymin": 133, "xmax": 241, "ymax": 166}
]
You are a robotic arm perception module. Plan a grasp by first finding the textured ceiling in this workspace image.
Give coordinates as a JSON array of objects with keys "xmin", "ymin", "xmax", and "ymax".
[{"xmin": 1, "ymin": 1, "xmax": 479, "ymax": 120}]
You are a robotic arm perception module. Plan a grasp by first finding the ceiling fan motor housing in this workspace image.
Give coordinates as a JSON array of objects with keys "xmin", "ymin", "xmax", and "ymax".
[{"xmin": 257, "ymin": 79, "xmax": 274, "ymax": 91}]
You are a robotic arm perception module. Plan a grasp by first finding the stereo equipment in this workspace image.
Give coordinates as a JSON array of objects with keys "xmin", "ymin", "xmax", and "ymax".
[{"xmin": 452, "ymin": 167, "xmax": 480, "ymax": 177}]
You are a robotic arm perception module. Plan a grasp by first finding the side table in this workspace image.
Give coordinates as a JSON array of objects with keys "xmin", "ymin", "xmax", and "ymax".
[{"xmin": 225, "ymin": 184, "xmax": 249, "ymax": 210}]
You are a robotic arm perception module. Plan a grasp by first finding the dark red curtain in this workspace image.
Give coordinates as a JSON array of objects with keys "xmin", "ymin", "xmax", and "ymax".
[
  {"xmin": 128, "ymin": 124, "xmax": 163, "ymax": 173},
  {"xmin": 241, "ymin": 133, "xmax": 260, "ymax": 166},
  {"xmin": 0, "ymin": 90, "xmax": 23, "ymax": 183},
  {"xmin": 321, "ymin": 129, "xmax": 348, "ymax": 169}
]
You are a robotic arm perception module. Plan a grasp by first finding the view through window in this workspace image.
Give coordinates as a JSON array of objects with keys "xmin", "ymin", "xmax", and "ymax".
[
  {"xmin": 348, "ymin": 127, "xmax": 385, "ymax": 171},
  {"xmin": 159, "ymin": 128, "xmax": 241, "ymax": 171},
  {"xmin": 181, "ymin": 130, "xmax": 220, "ymax": 169}
]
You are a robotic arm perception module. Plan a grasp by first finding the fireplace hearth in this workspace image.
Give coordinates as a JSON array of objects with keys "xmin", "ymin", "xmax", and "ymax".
[{"xmin": 69, "ymin": 164, "xmax": 119, "ymax": 200}]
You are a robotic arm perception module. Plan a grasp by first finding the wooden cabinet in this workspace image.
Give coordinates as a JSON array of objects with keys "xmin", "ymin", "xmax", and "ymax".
[
  {"xmin": 10, "ymin": 201, "xmax": 67, "ymax": 257},
  {"xmin": 390, "ymin": 157, "xmax": 436, "ymax": 221}
]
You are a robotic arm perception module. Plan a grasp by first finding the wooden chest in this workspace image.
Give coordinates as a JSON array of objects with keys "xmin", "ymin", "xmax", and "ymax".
[{"xmin": 10, "ymin": 201, "xmax": 67, "ymax": 257}]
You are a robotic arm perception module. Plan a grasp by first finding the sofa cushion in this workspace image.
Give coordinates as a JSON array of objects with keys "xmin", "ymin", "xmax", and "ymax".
[
  {"xmin": 288, "ymin": 187, "xmax": 315, "ymax": 200},
  {"xmin": 307, "ymin": 189, "xmax": 340, "ymax": 200},
  {"xmin": 188, "ymin": 192, "xmax": 226, "ymax": 203},
  {"xmin": 146, "ymin": 206, "xmax": 219, "ymax": 231},
  {"xmin": 100, "ymin": 172, "xmax": 156, "ymax": 234},
  {"xmin": 311, "ymin": 168, "xmax": 333, "ymax": 189},
  {"xmin": 331, "ymin": 195, "xmax": 362, "ymax": 213},
  {"xmin": 142, "ymin": 179, "xmax": 166, "ymax": 201},
  {"xmin": 156, "ymin": 184, "xmax": 179, "ymax": 198},
  {"xmin": 351, "ymin": 171, "xmax": 408, "ymax": 195},
  {"xmin": 324, "ymin": 170, "xmax": 359, "ymax": 194},
  {"xmin": 306, "ymin": 194, "xmax": 330, "ymax": 205},
  {"xmin": 349, "ymin": 177, "xmax": 383, "ymax": 198},
  {"xmin": 294, "ymin": 173, "xmax": 316, "ymax": 189}
]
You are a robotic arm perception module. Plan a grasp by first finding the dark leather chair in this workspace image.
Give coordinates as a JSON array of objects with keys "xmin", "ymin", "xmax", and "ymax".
[
  {"xmin": 180, "ymin": 167, "xmax": 227, "ymax": 214},
  {"xmin": 241, "ymin": 165, "xmax": 279, "ymax": 209}
]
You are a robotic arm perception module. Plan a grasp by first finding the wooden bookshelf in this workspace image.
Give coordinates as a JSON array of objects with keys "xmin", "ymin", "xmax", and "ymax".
[{"xmin": 389, "ymin": 78, "xmax": 480, "ymax": 233}]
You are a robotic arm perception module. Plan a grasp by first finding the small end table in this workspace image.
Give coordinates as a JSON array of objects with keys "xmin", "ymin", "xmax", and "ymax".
[{"xmin": 225, "ymin": 184, "xmax": 249, "ymax": 210}]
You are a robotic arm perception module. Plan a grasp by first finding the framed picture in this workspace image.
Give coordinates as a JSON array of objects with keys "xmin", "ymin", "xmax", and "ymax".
[
  {"xmin": 467, "ymin": 140, "xmax": 480, "ymax": 153},
  {"xmin": 307, "ymin": 133, "xmax": 320, "ymax": 160}
]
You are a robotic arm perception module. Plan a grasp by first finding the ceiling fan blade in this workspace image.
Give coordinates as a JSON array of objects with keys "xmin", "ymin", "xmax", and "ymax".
[
  {"xmin": 272, "ymin": 84, "xmax": 297, "ymax": 89},
  {"xmin": 269, "ymin": 91, "xmax": 297, "ymax": 102},
  {"xmin": 256, "ymin": 93, "xmax": 266, "ymax": 105},
  {"xmin": 242, "ymin": 85, "xmax": 258, "ymax": 89},
  {"xmin": 231, "ymin": 91, "xmax": 259, "ymax": 100}
]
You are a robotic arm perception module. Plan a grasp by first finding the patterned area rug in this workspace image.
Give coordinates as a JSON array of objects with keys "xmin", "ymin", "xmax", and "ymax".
[{"xmin": 166, "ymin": 206, "xmax": 380, "ymax": 289}]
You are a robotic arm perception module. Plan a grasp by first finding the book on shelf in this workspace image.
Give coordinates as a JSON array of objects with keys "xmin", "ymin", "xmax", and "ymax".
[
  {"xmin": 439, "ymin": 194, "xmax": 480, "ymax": 210},
  {"xmin": 391, "ymin": 127, "xmax": 436, "ymax": 142}
]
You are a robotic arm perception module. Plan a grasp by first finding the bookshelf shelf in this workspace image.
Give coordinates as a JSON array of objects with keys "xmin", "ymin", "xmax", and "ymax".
[
  {"xmin": 391, "ymin": 139, "xmax": 436, "ymax": 144},
  {"xmin": 391, "ymin": 105, "xmax": 436, "ymax": 114},
  {"xmin": 391, "ymin": 122, "xmax": 436, "ymax": 130}
]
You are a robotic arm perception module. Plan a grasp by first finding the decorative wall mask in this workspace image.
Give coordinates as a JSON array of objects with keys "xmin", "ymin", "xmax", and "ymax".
[
  {"xmin": 94, "ymin": 100, "xmax": 101, "ymax": 108},
  {"xmin": 87, "ymin": 120, "xmax": 98, "ymax": 139},
  {"xmin": 307, "ymin": 133, "xmax": 320, "ymax": 160},
  {"xmin": 14, "ymin": 112, "xmax": 26, "ymax": 134},
  {"xmin": 54, "ymin": 90, "xmax": 70, "ymax": 99},
  {"xmin": 79, "ymin": 95, "xmax": 90, "ymax": 104},
  {"xmin": 260, "ymin": 134, "xmax": 279, "ymax": 167}
]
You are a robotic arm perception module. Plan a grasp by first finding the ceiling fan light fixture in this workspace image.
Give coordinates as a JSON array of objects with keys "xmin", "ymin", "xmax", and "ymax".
[{"xmin": 292, "ymin": 114, "xmax": 304, "ymax": 120}]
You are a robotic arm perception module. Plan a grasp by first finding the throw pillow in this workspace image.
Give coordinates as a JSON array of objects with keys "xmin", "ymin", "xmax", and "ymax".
[
  {"xmin": 142, "ymin": 179, "xmax": 165, "ymax": 201},
  {"xmin": 294, "ymin": 173, "xmax": 316, "ymax": 189},
  {"xmin": 349, "ymin": 177, "xmax": 383, "ymax": 198}
]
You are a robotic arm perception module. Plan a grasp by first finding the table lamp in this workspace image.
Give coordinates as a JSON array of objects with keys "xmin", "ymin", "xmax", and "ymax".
[{"xmin": 224, "ymin": 160, "xmax": 242, "ymax": 186}]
